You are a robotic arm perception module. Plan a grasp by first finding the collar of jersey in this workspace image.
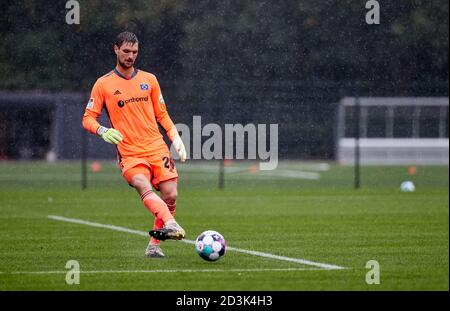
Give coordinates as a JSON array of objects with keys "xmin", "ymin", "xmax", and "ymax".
[{"xmin": 113, "ymin": 68, "xmax": 139, "ymax": 80}]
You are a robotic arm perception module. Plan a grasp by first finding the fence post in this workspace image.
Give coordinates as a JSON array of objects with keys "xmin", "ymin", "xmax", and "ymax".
[{"xmin": 354, "ymin": 96, "xmax": 361, "ymax": 189}]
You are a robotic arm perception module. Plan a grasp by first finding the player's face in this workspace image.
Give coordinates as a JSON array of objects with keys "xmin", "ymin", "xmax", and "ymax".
[{"xmin": 115, "ymin": 42, "xmax": 139, "ymax": 69}]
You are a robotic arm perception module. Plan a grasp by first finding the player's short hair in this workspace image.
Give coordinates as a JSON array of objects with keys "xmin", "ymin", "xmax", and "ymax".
[{"xmin": 114, "ymin": 31, "xmax": 138, "ymax": 48}]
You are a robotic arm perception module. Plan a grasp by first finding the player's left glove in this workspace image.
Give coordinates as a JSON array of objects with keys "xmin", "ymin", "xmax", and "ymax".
[
  {"xmin": 97, "ymin": 126, "xmax": 123, "ymax": 145},
  {"xmin": 168, "ymin": 127, "xmax": 187, "ymax": 162}
]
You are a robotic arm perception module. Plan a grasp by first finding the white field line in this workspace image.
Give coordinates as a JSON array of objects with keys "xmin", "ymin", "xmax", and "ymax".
[
  {"xmin": 178, "ymin": 162, "xmax": 330, "ymax": 172},
  {"xmin": 47, "ymin": 215, "xmax": 346, "ymax": 270},
  {"xmin": 179, "ymin": 166, "xmax": 320, "ymax": 180},
  {"xmin": 178, "ymin": 166, "xmax": 247, "ymax": 173},
  {"xmin": 0, "ymin": 164, "xmax": 324, "ymax": 181},
  {"xmin": 258, "ymin": 170, "xmax": 320, "ymax": 180},
  {"xmin": 290, "ymin": 163, "xmax": 330, "ymax": 172},
  {"xmin": 3, "ymin": 267, "xmax": 322, "ymax": 275}
]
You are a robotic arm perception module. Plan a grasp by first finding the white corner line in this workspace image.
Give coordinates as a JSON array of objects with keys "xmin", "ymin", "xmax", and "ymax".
[{"xmin": 47, "ymin": 215, "xmax": 347, "ymax": 270}]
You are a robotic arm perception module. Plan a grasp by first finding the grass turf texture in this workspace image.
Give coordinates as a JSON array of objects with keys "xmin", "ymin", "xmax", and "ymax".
[{"xmin": 0, "ymin": 161, "xmax": 448, "ymax": 290}]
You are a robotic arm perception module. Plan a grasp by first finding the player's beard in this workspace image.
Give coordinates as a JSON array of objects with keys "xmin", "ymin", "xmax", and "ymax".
[{"xmin": 118, "ymin": 57, "xmax": 134, "ymax": 69}]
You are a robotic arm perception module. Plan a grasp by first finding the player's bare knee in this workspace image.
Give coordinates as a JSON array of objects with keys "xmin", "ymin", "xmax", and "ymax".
[
  {"xmin": 163, "ymin": 192, "xmax": 177, "ymax": 204},
  {"xmin": 131, "ymin": 175, "xmax": 151, "ymax": 193},
  {"xmin": 162, "ymin": 190, "xmax": 177, "ymax": 204}
]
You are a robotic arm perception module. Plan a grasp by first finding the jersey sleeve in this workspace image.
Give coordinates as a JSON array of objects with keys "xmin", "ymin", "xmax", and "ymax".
[
  {"xmin": 150, "ymin": 75, "xmax": 177, "ymax": 140},
  {"xmin": 82, "ymin": 79, "xmax": 105, "ymax": 135}
]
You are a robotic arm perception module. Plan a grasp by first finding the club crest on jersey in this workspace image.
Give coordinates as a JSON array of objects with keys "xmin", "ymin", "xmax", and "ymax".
[
  {"xmin": 86, "ymin": 98, "xmax": 94, "ymax": 109},
  {"xmin": 140, "ymin": 83, "xmax": 149, "ymax": 90}
]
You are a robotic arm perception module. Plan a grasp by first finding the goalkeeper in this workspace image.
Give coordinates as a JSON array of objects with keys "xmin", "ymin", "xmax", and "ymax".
[{"xmin": 82, "ymin": 32, "xmax": 187, "ymax": 258}]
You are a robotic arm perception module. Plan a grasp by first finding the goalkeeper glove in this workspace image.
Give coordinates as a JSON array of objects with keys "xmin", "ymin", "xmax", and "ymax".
[
  {"xmin": 97, "ymin": 126, "xmax": 123, "ymax": 145},
  {"xmin": 168, "ymin": 127, "xmax": 187, "ymax": 162}
]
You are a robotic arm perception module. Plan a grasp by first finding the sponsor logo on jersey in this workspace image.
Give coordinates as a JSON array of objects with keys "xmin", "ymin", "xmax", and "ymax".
[
  {"xmin": 114, "ymin": 90, "xmax": 122, "ymax": 95},
  {"xmin": 140, "ymin": 83, "xmax": 149, "ymax": 90},
  {"xmin": 86, "ymin": 98, "xmax": 94, "ymax": 109},
  {"xmin": 117, "ymin": 96, "xmax": 149, "ymax": 108}
]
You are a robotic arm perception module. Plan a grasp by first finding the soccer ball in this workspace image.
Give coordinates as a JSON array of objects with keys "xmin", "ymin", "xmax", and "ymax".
[
  {"xmin": 195, "ymin": 230, "xmax": 226, "ymax": 262},
  {"xmin": 400, "ymin": 181, "xmax": 415, "ymax": 192}
]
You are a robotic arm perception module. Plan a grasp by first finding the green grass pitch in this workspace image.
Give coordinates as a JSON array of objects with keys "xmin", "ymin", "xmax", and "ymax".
[{"xmin": 0, "ymin": 160, "xmax": 448, "ymax": 290}]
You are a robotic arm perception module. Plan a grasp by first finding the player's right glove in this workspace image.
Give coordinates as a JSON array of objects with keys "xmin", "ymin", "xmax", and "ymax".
[
  {"xmin": 172, "ymin": 135, "xmax": 187, "ymax": 162},
  {"xmin": 168, "ymin": 127, "xmax": 187, "ymax": 162},
  {"xmin": 97, "ymin": 126, "xmax": 123, "ymax": 145}
]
